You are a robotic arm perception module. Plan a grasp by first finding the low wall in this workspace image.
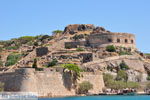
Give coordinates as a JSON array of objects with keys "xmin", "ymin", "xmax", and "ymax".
[{"xmin": 0, "ymin": 68, "xmax": 104, "ymax": 97}]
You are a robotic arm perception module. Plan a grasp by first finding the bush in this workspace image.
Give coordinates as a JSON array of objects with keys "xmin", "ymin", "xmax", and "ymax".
[
  {"xmin": 0, "ymin": 60, "xmax": 3, "ymax": 67},
  {"xmin": 103, "ymin": 73, "xmax": 114, "ymax": 85},
  {"xmin": 18, "ymin": 36, "xmax": 35, "ymax": 44},
  {"xmin": 78, "ymin": 81, "xmax": 93, "ymax": 94},
  {"xmin": 0, "ymin": 82, "xmax": 4, "ymax": 92},
  {"xmin": 146, "ymin": 82, "xmax": 150, "ymax": 89},
  {"xmin": 106, "ymin": 45, "xmax": 116, "ymax": 52},
  {"xmin": 147, "ymin": 76, "xmax": 150, "ymax": 81},
  {"xmin": 52, "ymin": 30, "xmax": 63, "ymax": 35},
  {"xmin": 5, "ymin": 46, "xmax": 19, "ymax": 50},
  {"xmin": 5, "ymin": 53, "xmax": 22, "ymax": 66},
  {"xmin": 119, "ymin": 51, "xmax": 132, "ymax": 55},
  {"xmin": 47, "ymin": 59, "xmax": 58, "ymax": 67},
  {"xmin": 119, "ymin": 61, "xmax": 129, "ymax": 70},
  {"xmin": 76, "ymin": 48, "xmax": 84, "ymax": 51},
  {"xmin": 72, "ymin": 34, "xmax": 84, "ymax": 41}
]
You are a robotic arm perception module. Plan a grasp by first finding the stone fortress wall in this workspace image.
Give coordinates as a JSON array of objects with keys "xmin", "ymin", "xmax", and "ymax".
[
  {"xmin": 87, "ymin": 32, "xmax": 136, "ymax": 49},
  {"xmin": 0, "ymin": 68, "xmax": 104, "ymax": 97},
  {"xmin": 64, "ymin": 24, "xmax": 136, "ymax": 49}
]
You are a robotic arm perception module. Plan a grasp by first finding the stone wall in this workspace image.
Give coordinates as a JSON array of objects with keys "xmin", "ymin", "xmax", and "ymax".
[
  {"xmin": 65, "ymin": 41, "xmax": 86, "ymax": 49},
  {"xmin": 0, "ymin": 68, "xmax": 104, "ymax": 97},
  {"xmin": 36, "ymin": 47, "xmax": 48, "ymax": 57},
  {"xmin": 87, "ymin": 32, "xmax": 136, "ymax": 49}
]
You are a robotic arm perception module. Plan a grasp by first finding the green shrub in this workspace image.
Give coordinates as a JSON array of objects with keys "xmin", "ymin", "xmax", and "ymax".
[
  {"xmin": 72, "ymin": 34, "xmax": 84, "ymax": 41},
  {"xmin": 5, "ymin": 46, "xmax": 19, "ymax": 50},
  {"xmin": 126, "ymin": 81, "xmax": 139, "ymax": 89},
  {"xmin": 107, "ymin": 65, "xmax": 113, "ymax": 71},
  {"xmin": 146, "ymin": 82, "xmax": 150, "ymax": 89},
  {"xmin": 0, "ymin": 60, "xmax": 3, "ymax": 67},
  {"xmin": 76, "ymin": 48, "xmax": 84, "ymax": 51},
  {"xmin": 106, "ymin": 45, "xmax": 116, "ymax": 52},
  {"xmin": 5, "ymin": 53, "xmax": 22, "ymax": 66},
  {"xmin": 52, "ymin": 30, "xmax": 63, "ymax": 35},
  {"xmin": 78, "ymin": 81, "xmax": 93, "ymax": 94},
  {"xmin": 119, "ymin": 51, "xmax": 132, "ymax": 55},
  {"xmin": 18, "ymin": 36, "xmax": 35, "ymax": 44},
  {"xmin": 0, "ymin": 82, "xmax": 4, "ymax": 92},
  {"xmin": 119, "ymin": 61, "xmax": 129, "ymax": 70},
  {"xmin": 147, "ymin": 76, "xmax": 150, "ymax": 81},
  {"xmin": 103, "ymin": 73, "xmax": 114, "ymax": 85},
  {"xmin": 47, "ymin": 59, "xmax": 58, "ymax": 67}
]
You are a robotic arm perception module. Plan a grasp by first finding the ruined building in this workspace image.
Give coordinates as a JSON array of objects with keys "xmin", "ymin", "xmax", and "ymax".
[{"xmin": 64, "ymin": 25, "xmax": 136, "ymax": 49}]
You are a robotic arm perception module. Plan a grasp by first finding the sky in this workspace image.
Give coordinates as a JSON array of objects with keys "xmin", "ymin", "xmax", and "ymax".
[{"xmin": 0, "ymin": 0, "xmax": 150, "ymax": 53}]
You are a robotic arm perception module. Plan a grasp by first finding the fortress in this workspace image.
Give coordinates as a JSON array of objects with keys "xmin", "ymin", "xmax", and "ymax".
[{"xmin": 64, "ymin": 24, "xmax": 136, "ymax": 49}]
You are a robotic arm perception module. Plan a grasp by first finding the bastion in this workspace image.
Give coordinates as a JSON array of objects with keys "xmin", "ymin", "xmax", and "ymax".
[{"xmin": 87, "ymin": 32, "xmax": 136, "ymax": 49}]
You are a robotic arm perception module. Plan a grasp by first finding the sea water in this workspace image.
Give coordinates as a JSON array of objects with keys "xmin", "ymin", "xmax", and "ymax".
[{"xmin": 39, "ymin": 95, "xmax": 150, "ymax": 100}]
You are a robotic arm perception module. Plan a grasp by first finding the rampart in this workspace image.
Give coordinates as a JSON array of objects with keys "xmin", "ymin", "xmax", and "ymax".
[{"xmin": 0, "ymin": 68, "xmax": 104, "ymax": 97}]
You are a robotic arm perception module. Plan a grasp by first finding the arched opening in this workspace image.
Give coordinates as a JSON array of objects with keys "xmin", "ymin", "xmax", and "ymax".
[
  {"xmin": 117, "ymin": 39, "xmax": 120, "ymax": 43},
  {"xmin": 125, "ymin": 39, "xmax": 128, "ymax": 43},
  {"xmin": 131, "ymin": 40, "xmax": 134, "ymax": 43},
  {"xmin": 108, "ymin": 38, "xmax": 112, "ymax": 42}
]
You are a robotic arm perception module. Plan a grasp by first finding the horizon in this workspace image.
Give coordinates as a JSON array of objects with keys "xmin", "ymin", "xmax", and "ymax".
[{"xmin": 0, "ymin": 0, "xmax": 150, "ymax": 53}]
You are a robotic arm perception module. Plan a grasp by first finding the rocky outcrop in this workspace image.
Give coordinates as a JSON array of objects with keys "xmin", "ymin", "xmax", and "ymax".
[
  {"xmin": 92, "ymin": 27, "xmax": 109, "ymax": 33},
  {"xmin": 63, "ymin": 24, "xmax": 95, "ymax": 34}
]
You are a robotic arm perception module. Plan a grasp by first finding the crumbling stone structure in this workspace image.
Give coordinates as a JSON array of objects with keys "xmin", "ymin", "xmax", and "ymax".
[
  {"xmin": 87, "ymin": 32, "xmax": 136, "ymax": 49},
  {"xmin": 36, "ymin": 47, "xmax": 48, "ymax": 57},
  {"xmin": 64, "ymin": 25, "xmax": 136, "ymax": 49}
]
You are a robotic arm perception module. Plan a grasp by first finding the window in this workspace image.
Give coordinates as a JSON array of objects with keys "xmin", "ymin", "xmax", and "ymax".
[
  {"xmin": 131, "ymin": 40, "xmax": 134, "ymax": 43},
  {"xmin": 117, "ymin": 39, "xmax": 120, "ymax": 43},
  {"xmin": 125, "ymin": 39, "xmax": 128, "ymax": 43},
  {"xmin": 108, "ymin": 39, "xmax": 112, "ymax": 42}
]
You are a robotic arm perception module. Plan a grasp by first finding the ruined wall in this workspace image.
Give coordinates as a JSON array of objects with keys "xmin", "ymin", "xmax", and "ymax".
[
  {"xmin": 0, "ymin": 68, "xmax": 104, "ymax": 97},
  {"xmin": 36, "ymin": 47, "xmax": 48, "ymax": 57},
  {"xmin": 87, "ymin": 32, "xmax": 136, "ymax": 49},
  {"xmin": 65, "ymin": 41, "xmax": 86, "ymax": 48}
]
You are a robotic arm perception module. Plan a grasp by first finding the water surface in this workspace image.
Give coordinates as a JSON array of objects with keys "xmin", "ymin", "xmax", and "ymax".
[{"xmin": 39, "ymin": 95, "xmax": 150, "ymax": 100}]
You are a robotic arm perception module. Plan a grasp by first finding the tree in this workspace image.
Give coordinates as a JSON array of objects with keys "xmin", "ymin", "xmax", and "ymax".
[
  {"xmin": 106, "ymin": 45, "xmax": 116, "ymax": 52},
  {"xmin": 32, "ymin": 58, "xmax": 37, "ymax": 69},
  {"xmin": 62, "ymin": 64, "xmax": 82, "ymax": 88},
  {"xmin": 78, "ymin": 81, "xmax": 93, "ymax": 94},
  {"xmin": 116, "ymin": 70, "xmax": 128, "ymax": 82}
]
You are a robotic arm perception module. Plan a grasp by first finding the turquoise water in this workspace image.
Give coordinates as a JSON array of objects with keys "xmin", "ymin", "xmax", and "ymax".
[{"xmin": 39, "ymin": 95, "xmax": 150, "ymax": 100}]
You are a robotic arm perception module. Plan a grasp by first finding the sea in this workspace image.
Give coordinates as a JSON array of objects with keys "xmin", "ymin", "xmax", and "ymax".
[{"xmin": 38, "ymin": 95, "xmax": 150, "ymax": 100}]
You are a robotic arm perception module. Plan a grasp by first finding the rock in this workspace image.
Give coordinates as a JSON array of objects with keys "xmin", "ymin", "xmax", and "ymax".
[
  {"xmin": 127, "ymin": 70, "xmax": 147, "ymax": 82},
  {"xmin": 63, "ymin": 24, "xmax": 95, "ymax": 34},
  {"xmin": 92, "ymin": 27, "xmax": 108, "ymax": 33}
]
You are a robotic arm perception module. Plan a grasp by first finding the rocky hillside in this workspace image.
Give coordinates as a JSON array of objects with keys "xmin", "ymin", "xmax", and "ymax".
[{"xmin": 1, "ymin": 24, "xmax": 150, "ymax": 91}]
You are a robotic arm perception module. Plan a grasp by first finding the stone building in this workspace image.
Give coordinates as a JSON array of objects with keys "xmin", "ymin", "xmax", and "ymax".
[
  {"xmin": 87, "ymin": 32, "xmax": 136, "ymax": 49},
  {"xmin": 65, "ymin": 26, "xmax": 136, "ymax": 49}
]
